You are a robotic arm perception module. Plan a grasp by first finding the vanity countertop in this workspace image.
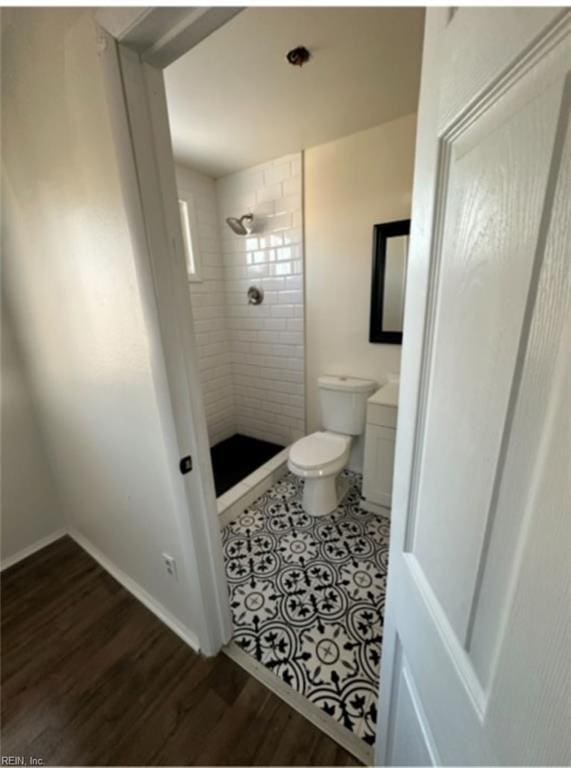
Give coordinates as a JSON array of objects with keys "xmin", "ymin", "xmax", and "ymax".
[{"xmin": 368, "ymin": 381, "xmax": 399, "ymax": 408}]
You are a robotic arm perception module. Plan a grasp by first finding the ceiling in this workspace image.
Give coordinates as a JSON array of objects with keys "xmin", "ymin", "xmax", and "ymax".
[{"xmin": 164, "ymin": 7, "xmax": 424, "ymax": 179}]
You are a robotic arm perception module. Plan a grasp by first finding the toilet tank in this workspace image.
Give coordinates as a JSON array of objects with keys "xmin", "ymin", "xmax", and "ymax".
[{"xmin": 318, "ymin": 375, "xmax": 378, "ymax": 436}]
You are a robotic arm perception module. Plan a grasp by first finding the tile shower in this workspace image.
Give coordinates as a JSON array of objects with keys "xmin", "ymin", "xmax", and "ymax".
[
  {"xmin": 218, "ymin": 154, "xmax": 305, "ymax": 448},
  {"xmin": 176, "ymin": 152, "xmax": 305, "ymax": 458}
]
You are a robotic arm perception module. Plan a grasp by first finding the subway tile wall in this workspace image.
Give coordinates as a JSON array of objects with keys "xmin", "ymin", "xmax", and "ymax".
[
  {"xmin": 175, "ymin": 164, "xmax": 236, "ymax": 446},
  {"xmin": 175, "ymin": 154, "xmax": 305, "ymax": 448},
  {"xmin": 216, "ymin": 153, "xmax": 305, "ymax": 447}
]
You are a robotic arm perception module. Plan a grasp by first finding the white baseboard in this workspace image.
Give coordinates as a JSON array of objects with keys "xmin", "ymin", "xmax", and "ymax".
[
  {"xmin": 1, "ymin": 528, "xmax": 67, "ymax": 572},
  {"xmin": 67, "ymin": 528, "xmax": 200, "ymax": 654},
  {"xmin": 361, "ymin": 498, "xmax": 391, "ymax": 517}
]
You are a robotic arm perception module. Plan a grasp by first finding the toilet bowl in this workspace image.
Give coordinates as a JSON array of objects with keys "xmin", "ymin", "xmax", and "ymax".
[
  {"xmin": 288, "ymin": 375, "xmax": 378, "ymax": 516},
  {"xmin": 288, "ymin": 431, "xmax": 352, "ymax": 517}
]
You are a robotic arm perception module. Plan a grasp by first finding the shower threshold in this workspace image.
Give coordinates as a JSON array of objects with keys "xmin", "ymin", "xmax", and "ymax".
[{"xmin": 214, "ymin": 439, "xmax": 289, "ymax": 529}]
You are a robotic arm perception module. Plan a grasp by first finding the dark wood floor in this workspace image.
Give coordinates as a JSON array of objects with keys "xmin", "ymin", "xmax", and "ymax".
[{"xmin": 1, "ymin": 536, "xmax": 358, "ymax": 766}]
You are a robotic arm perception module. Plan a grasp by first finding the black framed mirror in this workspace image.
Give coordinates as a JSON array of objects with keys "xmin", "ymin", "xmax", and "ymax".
[{"xmin": 369, "ymin": 219, "xmax": 410, "ymax": 344}]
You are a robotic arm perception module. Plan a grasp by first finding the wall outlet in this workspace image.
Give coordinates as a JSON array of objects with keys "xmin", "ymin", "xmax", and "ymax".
[{"xmin": 162, "ymin": 553, "xmax": 178, "ymax": 581}]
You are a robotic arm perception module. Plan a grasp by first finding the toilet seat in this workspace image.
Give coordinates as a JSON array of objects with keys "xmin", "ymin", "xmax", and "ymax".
[{"xmin": 288, "ymin": 431, "xmax": 351, "ymax": 477}]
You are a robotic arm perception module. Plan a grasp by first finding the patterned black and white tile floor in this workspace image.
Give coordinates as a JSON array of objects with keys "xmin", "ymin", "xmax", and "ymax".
[{"xmin": 221, "ymin": 470, "xmax": 390, "ymax": 748}]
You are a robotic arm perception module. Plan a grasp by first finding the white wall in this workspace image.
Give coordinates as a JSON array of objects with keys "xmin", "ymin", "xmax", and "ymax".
[
  {"xmin": 216, "ymin": 154, "xmax": 305, "ymax": 446},
  {"xmin": 1, "ymin": 298, "xmax": 65, "ymax": 565},
  {"xmin": 2, "ymin": 9, "xmax": 205, "ymax": 646},
  {"xmin": 175, "ymin": 163, "xmax": 235, "ymax": 446},
  {"xmin": 305, "ymin": 114, "xmax": 417, "ymax": 437}
]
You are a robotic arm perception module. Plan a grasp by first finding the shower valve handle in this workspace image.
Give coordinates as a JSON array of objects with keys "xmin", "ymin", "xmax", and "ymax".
[{"xmin": 247, "ymin": 286, "xmax": 264, "ymax": 305}]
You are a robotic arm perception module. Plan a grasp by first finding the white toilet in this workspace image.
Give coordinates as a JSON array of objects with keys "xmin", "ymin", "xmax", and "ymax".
[{"xmin": 288, "ymin": 375, "xmax": 378, "ymax": 516}]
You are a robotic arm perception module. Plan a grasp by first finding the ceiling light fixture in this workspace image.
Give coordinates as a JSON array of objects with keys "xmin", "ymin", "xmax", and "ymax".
[{"xmin": 286, "ymin": 46, "xmax": 311, "ymax": 67}]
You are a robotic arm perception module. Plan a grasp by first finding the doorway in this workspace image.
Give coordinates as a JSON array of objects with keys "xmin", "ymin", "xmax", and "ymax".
[
  {"xmin": 158, "ymin": 8, "xmax": 421, "ymax": 761},
  {"xmin": 99, "ymin": 5, "xmax": 422, "ymax": 763}
]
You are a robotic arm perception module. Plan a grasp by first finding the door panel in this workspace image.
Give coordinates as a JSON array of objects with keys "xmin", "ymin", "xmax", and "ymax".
[
  {"xmin": 469, "ymin": 86, "xmax": 570, "ymax": 689},
  {"xmin": 484, "ymin": 324, "xmax": 570, "ymax": 764},
  {"xmin": 411, "ymin": 66, "xmax": 566, "ymax": 643},
  {"xmin": 439, "ymin": 8, "xmax": 563, "ymax": 130},
  {"xmin": 388, "ymin": 641, "xmax": 436, "ymax": 766},
  {"xmin": 377, "ymin": 8, "xmax": 570, "ymax": 766}
]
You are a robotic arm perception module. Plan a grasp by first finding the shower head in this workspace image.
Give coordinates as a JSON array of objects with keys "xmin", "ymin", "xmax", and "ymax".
[{"xmin": 225, "ymin": 213, "xmax": 254, "ymax": 236}]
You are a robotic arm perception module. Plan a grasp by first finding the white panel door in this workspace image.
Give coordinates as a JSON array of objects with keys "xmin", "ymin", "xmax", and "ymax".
[{"xmin": 377, "ymin": 9, "xmax": 570, "ymax": 766}]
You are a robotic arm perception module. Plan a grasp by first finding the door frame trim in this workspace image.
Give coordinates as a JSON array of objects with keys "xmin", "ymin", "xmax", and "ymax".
[
  {"xmin": 95, "ymin": 7, "xmax": 242, "ymax": 656},
  {"xmin": 375, "ymin": 9, "xmax": 448, "ymax": 764}
]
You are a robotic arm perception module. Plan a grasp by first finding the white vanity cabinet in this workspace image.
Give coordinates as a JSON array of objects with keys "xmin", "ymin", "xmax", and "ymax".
[{"xmin": 362, "ymin": 381, "xmax": 399, "ymax": 516}]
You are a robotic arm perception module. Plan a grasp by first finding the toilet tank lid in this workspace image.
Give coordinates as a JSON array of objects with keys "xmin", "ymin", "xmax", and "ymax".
[{"xmin": 318, "ymin": 375, "xmax": 378, "ymax": 393}]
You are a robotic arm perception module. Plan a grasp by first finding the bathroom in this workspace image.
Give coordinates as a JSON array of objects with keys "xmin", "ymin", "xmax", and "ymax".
[{"xmin": 164, "ymin": 7, "xmax": 422, "ymax": 761}]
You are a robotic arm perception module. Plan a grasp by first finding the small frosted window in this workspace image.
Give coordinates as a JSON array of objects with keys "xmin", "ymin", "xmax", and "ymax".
[{"xmin": 178, "ymin": 196, "xmax": 201, "ymax": 281}]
